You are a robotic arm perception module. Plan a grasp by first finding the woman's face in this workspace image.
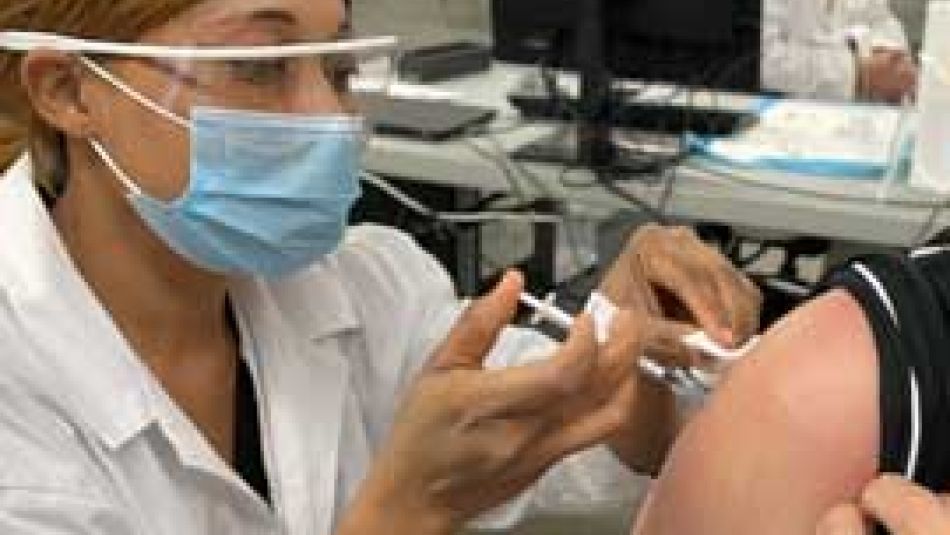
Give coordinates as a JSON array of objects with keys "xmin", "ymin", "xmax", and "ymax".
[{"xmin": 80, "ymin": 0, "xmax": 350, "ymax": 202}]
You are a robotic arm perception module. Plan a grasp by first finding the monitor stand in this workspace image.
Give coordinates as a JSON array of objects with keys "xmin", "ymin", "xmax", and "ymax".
[{"xmin": 510, "ymin": 125, "xmax": 682, "ymax": 179}]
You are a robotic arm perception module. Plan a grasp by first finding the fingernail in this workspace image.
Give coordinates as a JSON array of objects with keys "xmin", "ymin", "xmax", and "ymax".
[{"xmin": 497, "ymin": 270, "xmax": 518, "ymax": 290}]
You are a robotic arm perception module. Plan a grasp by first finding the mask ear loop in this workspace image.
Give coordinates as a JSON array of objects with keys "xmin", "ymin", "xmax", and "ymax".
[
  {"xmin": 87, "ymin": 138, "xmax": 143, "ymax": 196},
  {"xmin": 78, "ymin": 55, "xmax": 191, "ymax": 198},
  {"xmin": 78, "ymin": 55, "xmax": 190, "ymax": 130}
]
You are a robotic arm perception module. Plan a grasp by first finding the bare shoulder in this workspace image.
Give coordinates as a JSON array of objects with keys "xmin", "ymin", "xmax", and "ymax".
[{"xmin": 633, "ymin": 290, "xmax": 881, "ymax": 535}]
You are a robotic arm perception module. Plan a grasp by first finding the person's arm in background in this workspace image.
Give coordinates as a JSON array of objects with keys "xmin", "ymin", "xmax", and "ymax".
[
  {"xmin": 762, "ymin": 0, "xmax": 862, "ymax": 99},
  {"xmin": 761, "ymin": 0, "xmax": 915, "ymax": 102},
  {"xmin": 840, "ymin": 0, "xmax": 908, "ymax": 52},
  {"xmin": 631, "ymin": 289, "xmax": 882, "ymax": 535},
  {"xmin": 841, "ymin": 0, "xmax": 917, "ymax": 103}
]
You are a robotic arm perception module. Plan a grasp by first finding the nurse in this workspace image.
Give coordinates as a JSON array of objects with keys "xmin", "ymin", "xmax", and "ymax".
[{"xmin": 0, "ymin": 0, "xmax": 760, "ymax": 533}]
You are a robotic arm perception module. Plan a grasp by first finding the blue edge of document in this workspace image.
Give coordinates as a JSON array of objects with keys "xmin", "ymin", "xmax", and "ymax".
[{"xmin": 684, "ymin": 97, "xmax": 904, "ymax": 181}]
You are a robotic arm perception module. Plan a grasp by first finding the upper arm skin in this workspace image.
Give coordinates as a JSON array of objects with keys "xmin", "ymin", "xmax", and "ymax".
[{"xmin": 632, "ymin": 290, "xmax": 880, "ymax": 535}]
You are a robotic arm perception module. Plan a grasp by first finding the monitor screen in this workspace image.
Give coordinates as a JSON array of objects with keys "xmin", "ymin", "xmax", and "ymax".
[{"xmin": 491, "ymin": 0, "xmax": 761, "ymax": 92}]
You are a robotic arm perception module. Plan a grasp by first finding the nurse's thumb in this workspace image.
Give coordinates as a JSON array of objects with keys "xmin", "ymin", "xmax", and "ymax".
[{"xmin": 428, "ymin": 270, "xmax": 524, "ymax": 371}]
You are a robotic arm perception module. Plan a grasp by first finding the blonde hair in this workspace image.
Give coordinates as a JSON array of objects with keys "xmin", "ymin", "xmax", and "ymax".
[{"xmin": 0, "ymin": 0, "xmax": 201, "ymax": 193}]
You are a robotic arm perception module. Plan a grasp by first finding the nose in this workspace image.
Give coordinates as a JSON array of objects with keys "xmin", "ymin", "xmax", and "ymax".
[{"xmin": 287, "ymin": 60, "xmax": 354, "ymax": 115}]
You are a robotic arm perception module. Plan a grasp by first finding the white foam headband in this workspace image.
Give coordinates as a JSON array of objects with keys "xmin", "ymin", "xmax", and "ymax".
[{"xmin": 0, "ymin": 31, "xmax": 397, "ymax": 60}]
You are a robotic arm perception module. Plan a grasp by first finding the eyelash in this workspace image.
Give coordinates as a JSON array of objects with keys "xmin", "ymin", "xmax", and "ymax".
[
  {"xmin": 227, "ymin": 59, "xmax": 291, "ymax": 86},
  {"xmin": 328, "ymin": 65, "xmax": 357, "ymax": 92},
  {"xmin": 225, "ymin": 58, "xmax": 356, "ymax": 94}
]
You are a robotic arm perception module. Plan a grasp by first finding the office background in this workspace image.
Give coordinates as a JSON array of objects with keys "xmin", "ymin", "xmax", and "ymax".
[
  {"xmin": 348, "ymin": 0, "xmax": 938, "ymax": 532},
  {"xmin": 353, "ymin": 0, "xmax": 932, "ymax": 50}
]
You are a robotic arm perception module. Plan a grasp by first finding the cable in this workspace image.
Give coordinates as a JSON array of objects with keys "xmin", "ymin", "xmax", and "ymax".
[
  {"xmin": 454, "ymin": 108, "xmax": 534, "ymax": 140},
  {"xmin": 535, "ymin": 49, "xmax": 588, "ymax": 194},
  {"xmin": 592, "ymin": 48, "xmax": 762, "ymax": 212},
  {"xmin": 460, "ymin": 138, "xmax": 530, "ymax": 201},
  {"xmin": 592, "ymin": 54, "xmax": 740, "ymax": 207},
  {"xmin": 911, "ymin": 198, "xmax": 950, "ymax": 247},
  {"xmin": 533, "ymin": 41, "xmax": 740, "ymax": 214},
  {"xmin": 482, "ymin": 132, "xmax": 557, "ymax": 199},
  {"xmin": 359, "ymin": 170, "xmax": 564, "ymax": 224},
  {"xmin": 696, "ymin": 51, "xmax": 761, "ymax": 125},
  {"xmin": 462, "ymin": 134, "xmax": 562, "ymax": 210},
  {"xmin": 462, "ymin": 131, "xmax": 595, "ymax": 275},
  {"xmin": 520, "ymin": 45, "xmax": 684, "ymax": 194},
  {"xmin": 656, "ymin": 163, "xmax": 679, "ymax": 216},
  {"xmin": 593, "ymin": 168, "xmax": 668, "ymax": 224},
  {"xmin": 733, "ymin": 241, "xmax": 770, "ymax": 269},
  {"xmin": 458, "ymin": 118, "xmax": 529, "ymax": 139}
]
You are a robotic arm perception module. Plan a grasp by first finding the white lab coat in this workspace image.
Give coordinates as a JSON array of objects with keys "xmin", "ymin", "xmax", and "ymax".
[
  {"xmin": 0, "ymin": 155, "xmax": 645, "ymax": 534},
  {"xmin": 762, "ymin": 0, "xmax": 909, "ymax": 99}
]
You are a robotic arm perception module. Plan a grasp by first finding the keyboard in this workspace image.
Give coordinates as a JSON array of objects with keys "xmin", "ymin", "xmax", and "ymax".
[
  {"xmin": 508, "ymin": 92, "xmax": 757, "ymax": 136},
  {"xmin": 361, "ymin": 96, "xmax": 497, "ymax": 142}
]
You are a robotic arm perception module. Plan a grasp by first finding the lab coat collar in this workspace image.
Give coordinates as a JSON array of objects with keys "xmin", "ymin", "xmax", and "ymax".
[
  {"xmin": 229, "ymin": 280, "xmax": 351, "ymax": 535},
  {"xmin": 0, "ymin": 154, "xmax": 362, "ymax": 456},
  {"xmin": 0, "ymin": 154, "xmax": 155, "ymax": 450},
  {"xmin": 250, "ymin": 253, "xmax": 362, "ymax": 342}
]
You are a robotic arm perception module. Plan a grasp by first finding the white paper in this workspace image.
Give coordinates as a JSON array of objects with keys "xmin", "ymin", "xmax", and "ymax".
[
  {"xmin": 706, "ymin": 100, "xmax": 903, "ymax": 169},
  {"xmin": 910, "ymin": 1, "xmax": 950, "ymax": 192}
]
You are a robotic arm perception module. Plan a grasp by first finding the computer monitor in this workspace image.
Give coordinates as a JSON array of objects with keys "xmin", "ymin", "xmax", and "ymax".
[
  {"xmin": 491, "ymin": 0, "xmax": 761, "ymax": 92},
  {"xmin": 491, "ymin": 0, "xmax": 761, "ymax": 172}
]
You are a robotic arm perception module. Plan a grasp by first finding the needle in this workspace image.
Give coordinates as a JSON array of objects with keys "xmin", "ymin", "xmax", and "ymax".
[{"xmin": 519, "ymin": 292, "xmax": 717, "ymax": 396}]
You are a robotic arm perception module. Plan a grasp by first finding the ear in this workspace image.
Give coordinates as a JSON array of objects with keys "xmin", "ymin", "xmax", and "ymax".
[{"xmin": 20, "ymin": 50, "xmax": 94, "ymax": 138}]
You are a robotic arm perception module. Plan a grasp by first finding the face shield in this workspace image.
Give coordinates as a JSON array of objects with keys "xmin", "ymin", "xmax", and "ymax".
[
  {"xmin": 0, "ymin": 31, "xmax": 399, "ymax": 279},
  {"xmin": 0, "ymin": 30, "xmax": 397, "ymax": 120}
]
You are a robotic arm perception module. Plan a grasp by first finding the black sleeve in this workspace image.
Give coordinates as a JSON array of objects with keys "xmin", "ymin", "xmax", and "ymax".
[{"xmin": 817, "ymin": 253, "xmax": 950, "ymax": 534}]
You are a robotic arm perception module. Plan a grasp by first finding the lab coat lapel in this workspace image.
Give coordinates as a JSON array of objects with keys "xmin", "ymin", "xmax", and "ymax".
[
  {"xmin": 233, "ymin": 282, "xmax": 349, "ymax": 535},
  {"xmin": 0, "ymin": 155, "xmax": 154, "ymax": 448}
]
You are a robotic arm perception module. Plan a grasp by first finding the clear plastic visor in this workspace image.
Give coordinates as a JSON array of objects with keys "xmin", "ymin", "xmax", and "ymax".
[{"xmin": 0, "ymin": 31, "xmax": 397, "ymax": 118}]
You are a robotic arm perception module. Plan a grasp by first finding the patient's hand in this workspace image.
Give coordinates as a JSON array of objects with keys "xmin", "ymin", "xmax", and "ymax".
[
  {"xmin": 631, "ymin": 290, "xmax": 881, "ymax": 535},
  {"xmin": 817, "ymin": 475, "xmax": 950, "ymax": 534}
]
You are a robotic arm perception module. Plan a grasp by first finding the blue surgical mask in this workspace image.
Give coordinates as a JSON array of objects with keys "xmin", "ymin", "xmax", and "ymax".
[{"xmin": 84, "ymin": 58, "xmax": 365, "ymax": 279}]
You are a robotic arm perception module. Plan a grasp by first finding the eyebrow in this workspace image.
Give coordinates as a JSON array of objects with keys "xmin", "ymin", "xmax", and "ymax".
[{"xmin": 245, "ymin": 8, "xmax": 298, "ymax": 26}]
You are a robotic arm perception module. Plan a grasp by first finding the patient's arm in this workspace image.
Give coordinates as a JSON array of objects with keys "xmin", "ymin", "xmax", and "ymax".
[{"xmin": 632, "ymin": 289, "xmax": 881, "ymax": 535}]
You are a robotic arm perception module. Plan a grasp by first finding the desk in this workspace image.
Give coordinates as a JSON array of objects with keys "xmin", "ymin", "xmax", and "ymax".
[{"xmin": 364, "ymin": 63, "xmax": 950, "ymax": 248}]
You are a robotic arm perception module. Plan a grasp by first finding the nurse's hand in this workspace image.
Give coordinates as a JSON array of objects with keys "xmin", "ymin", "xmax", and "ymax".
[
  {"xmin": 339, "ymin": 271, "xmax": 652, "ymax": 535},
  {"xmin": 816, "ymin": 475, "xmax": 950, "ymax": 534},
  {"xmin": 599, "ymin": 224, "xmax": 762, "ymax": 354}
]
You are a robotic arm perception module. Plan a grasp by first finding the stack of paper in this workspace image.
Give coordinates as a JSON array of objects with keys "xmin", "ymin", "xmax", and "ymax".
[{"xmin": 690, "ymin": 99, "xmax": 906, "ymax": 179}]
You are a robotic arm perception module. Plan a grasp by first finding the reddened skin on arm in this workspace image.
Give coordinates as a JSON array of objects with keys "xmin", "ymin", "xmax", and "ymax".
[{"xmin": 632, "ymin": 290, "xmax": 881, "ymax": 535}]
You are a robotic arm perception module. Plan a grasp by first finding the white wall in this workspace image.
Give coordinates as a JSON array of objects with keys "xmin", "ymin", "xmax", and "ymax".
[
  {"xmin": 891, "ymin": 0, "xmax": 930, "ymax": 50},
  {"xmin": 353, "ymin": 0, "xmax": 931, "ymax": 51},
  {"xmin": 351, "ymin": 0, "xmax": 490, "ymax": 48}
]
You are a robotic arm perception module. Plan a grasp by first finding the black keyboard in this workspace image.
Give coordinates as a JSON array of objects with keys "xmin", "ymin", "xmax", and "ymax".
[
  {"xmin": 361, "ymin": 96, "xmax": 497, "ymax": 141},
  {"xmin": 508, "ymin": 92, "xmax": 757, "ymax": 136}
]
